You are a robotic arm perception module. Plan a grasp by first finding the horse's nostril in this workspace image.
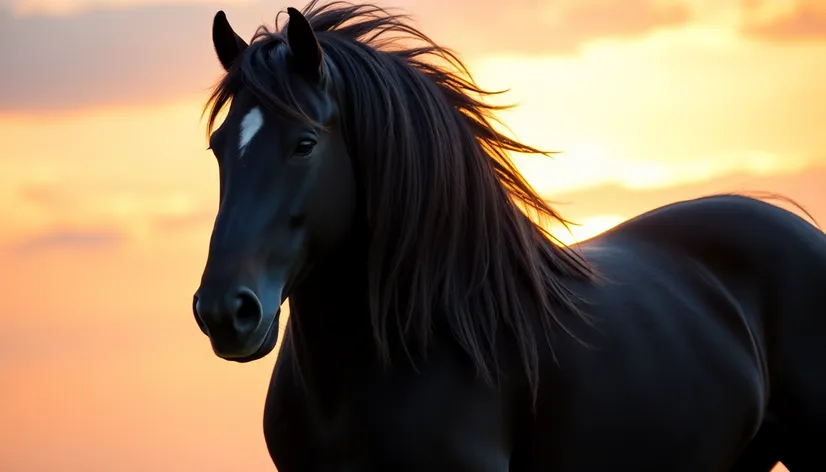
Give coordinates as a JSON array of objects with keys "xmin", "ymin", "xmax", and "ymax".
[{"xmin": 233, "ymin": 288, "xmax": 263, "ymax": 334}]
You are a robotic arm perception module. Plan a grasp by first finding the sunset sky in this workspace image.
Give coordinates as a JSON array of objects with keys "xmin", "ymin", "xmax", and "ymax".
[{"xmin": 2, "ymin": 0, "xmax": 825, "ymax": 470}]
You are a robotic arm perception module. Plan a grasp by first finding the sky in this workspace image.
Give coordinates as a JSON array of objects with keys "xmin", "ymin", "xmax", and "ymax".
[{"xmin": 2, "ymin": 0, "xmax": 825, "ymax": 469}]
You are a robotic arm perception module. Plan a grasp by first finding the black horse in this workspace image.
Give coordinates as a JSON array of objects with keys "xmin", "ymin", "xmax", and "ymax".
[{"xmin": 191, "ymin": 1, "xmax": 825, "ymax": 470}]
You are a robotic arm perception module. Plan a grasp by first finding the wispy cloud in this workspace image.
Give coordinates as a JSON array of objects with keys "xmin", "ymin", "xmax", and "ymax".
[
  {"xmin": 153, "ymin": 209, "xmax": 215, "ymax": 233},
  {"xmin": 0, "ymin": 0, "xmax": 694, "ymax": 112},
  {"xmin": 418, "ymin": 0, "xmax": 692, "ymax": 56},
  {"xmin": 545, "ymin": 163, "xmax": 826, "ymax": 228},
  {"xmin": 4, "ymin": 180, "xmax": 214, "ymax": 248},
  {"xmin": 0, "ymin": 3, "xmax": 226, "ymax": 111},
  {"xmin": 9, "ymin": 227, "xmax": 124, "ymax": 254},
  {"xmin": 741, "ymin": 0, "xmax": 826, "ymax": 41}
]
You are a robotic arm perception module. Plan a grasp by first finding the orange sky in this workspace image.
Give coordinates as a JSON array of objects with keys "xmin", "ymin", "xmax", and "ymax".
[{"xmin": 3, "ymin": 0, "xmax": 825, "ymax": 470}]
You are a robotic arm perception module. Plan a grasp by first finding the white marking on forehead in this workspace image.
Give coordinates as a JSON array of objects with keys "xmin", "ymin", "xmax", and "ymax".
[{"xmin": 238, "ymin": 106, "xmax": 264, "ymax": 156}]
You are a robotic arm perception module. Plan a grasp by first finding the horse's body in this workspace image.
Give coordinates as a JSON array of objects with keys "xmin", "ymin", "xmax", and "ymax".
[
  {"xmin": 191, "ymin": 2, "xmax": 825, "ymax": 470},
  {"xmin": 262, "ymin": 194, "xmax": 825, "ymax": 471}
]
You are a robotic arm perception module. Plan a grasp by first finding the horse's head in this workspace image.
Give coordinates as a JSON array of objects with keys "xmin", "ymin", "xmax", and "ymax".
[{"xmin": 193, "ymin": 8, "xmax": 355, "ymax": 361}]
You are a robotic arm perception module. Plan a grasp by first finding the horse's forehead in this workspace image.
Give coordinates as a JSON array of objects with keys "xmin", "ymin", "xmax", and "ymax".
[{"xmin": 238, "ymin": 106, "xmax": 265, "ymax": 157}]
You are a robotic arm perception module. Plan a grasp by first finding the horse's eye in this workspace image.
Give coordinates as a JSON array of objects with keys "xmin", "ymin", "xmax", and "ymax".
[{"xmin": 294, "ymin": 139, "xmax": 316, "ymax": 157}]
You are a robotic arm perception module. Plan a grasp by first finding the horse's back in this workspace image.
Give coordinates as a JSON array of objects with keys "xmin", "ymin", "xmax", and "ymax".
[{"xmin": 523, "ymin": 194, "xmax": 826, "ymax": 471}]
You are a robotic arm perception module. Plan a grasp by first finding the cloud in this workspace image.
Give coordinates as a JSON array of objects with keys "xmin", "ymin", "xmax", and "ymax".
[
  {"xmin": 741, "ymin": 0, "xmax": 826, "ymax": 41},
  {"xmin": 416, "ymin": 0, "xmax": 692, "ymax": 57},
  {"xmin": 9, "ymin": 227, "xmax": 124, "ymax": 254},
  {"xmin": 153, "ymin": 209, "xmax": 215, "ymax": 233},
  {"xmin": 0, "ymin": 0, "xmax": 693, "ymax": 112},
  {"xmin": 17, "ymin": 183, "xmax": 70, "ymax": 210},
  {"xmin": 0, "ymin": 3, "xmax": 228, "ymax": 112},
  {"xmin": 544, "ymin": 164, "xmax": 826, "ymax": 229}
]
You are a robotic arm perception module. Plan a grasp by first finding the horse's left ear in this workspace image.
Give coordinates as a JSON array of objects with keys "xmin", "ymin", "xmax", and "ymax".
[
  {"xmin": 286, "ymin": 7, "xmax": 322, "ymax": 80},
  {"xmin": 213, "ymin": 11, "xmax": 248, "ymax": 71}
]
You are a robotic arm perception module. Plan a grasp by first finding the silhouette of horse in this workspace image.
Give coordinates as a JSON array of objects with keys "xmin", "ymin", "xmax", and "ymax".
[{"xmin": 191, "ymin": 1, "xmax": 825, "ymax": 470}]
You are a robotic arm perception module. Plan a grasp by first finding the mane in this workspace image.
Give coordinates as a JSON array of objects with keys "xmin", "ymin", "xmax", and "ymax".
[{"xmin": 204, "ymin": 0, "xmax": 595, "ymax": 402}]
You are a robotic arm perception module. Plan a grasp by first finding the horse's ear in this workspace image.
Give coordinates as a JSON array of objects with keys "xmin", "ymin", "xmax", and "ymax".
[
  {"xmin": 212, "ymin": 10, "xmax": 248, "ymax": 71},
  {"xmin": 286, "ymin": 7, "xmax": 322, "ymax": 80}
]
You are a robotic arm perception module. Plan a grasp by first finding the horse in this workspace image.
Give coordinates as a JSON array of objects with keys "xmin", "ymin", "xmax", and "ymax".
[{"xmin": 190, "ymin": 1, "xmax": 826, "ymax": 470}]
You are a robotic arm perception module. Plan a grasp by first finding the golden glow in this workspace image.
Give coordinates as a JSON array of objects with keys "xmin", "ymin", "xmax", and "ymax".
[
  {"xmin": 1, "ymin": 1, "xmax": 822, "ymax": 470},
  {"xmin": 551, "ymin": 215, "xmax": 627, "ymax": 245}
]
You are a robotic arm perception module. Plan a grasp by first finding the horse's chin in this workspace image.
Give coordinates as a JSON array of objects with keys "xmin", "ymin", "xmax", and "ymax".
[{"xmin": 224, "ymin": 308, "xmax": 281, "ymax": 363}]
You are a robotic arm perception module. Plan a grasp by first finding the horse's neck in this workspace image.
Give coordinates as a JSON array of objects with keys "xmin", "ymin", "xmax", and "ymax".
[{"xmin": 286, "ymin": 243, "xmax": 374, "ymax": 387}]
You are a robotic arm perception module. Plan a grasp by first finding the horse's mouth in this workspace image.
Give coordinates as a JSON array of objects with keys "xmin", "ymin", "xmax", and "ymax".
[{"xmin": 228, "ymin": 307, "xmax": 281, "ymax": 363}]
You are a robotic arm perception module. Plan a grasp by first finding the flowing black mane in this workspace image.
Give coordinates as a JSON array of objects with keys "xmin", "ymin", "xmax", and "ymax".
[{"xmin": 203, "ymin": 0, "xmax": 595, "ymax": 399}]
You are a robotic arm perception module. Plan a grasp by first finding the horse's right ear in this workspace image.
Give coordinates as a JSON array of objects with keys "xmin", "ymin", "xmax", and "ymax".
[{"xmin": 212, "ymin": 11, "xmax": 248, "ymax": 71}]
